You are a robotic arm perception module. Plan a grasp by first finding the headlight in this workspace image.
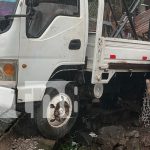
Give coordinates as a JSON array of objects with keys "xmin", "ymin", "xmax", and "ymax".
[
  {"xmin": 3, "ymin": 64, "xmax": 15, "ymax": 77},
  {"xmin": 0, "ymin": 60, "xmax": 17, "ymax": 88}
]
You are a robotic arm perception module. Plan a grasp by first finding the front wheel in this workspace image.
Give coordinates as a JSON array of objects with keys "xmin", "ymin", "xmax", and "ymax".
[{"xmin": 35, "ymin": 82, "xmax": 79, "ymax": 139}]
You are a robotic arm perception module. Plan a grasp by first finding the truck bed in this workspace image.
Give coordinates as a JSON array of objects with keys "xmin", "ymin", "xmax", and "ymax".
[{"xmin": 86, "ymin": 33, "xmax": 150, "ymax": 83}]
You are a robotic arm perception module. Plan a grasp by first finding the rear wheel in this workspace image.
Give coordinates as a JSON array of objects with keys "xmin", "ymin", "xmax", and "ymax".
[{"xmin": 35, "ymin": 82, "xmax": 78, "ymax": 139}]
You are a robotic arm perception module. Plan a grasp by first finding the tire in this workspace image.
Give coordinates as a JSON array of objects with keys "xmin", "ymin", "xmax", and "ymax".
[{"xmin": 35, "ymin": 82, "xmax": 79, "ymax": 140}]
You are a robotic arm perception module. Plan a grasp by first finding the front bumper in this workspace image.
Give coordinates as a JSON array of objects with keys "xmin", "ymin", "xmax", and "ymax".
[{"xmin": 0, "ymin": 87, "xmax": 15, "ymax": 114}]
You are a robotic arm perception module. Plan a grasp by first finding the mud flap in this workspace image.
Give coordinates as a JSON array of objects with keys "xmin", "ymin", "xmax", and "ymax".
[{"xmin": 0, "ymin": 87, "xmax": 15, "ymax": 114}]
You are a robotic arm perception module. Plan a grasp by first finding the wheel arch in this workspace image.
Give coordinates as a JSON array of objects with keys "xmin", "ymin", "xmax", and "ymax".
[{"xmin": 49, "ymin": 65, "xmax": 85, "ymax": 82}]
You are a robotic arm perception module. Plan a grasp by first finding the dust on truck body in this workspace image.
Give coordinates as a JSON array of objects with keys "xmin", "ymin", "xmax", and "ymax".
[{"xmin": 0, "ymin": 0, "xmax": 150, "ymax": 139}]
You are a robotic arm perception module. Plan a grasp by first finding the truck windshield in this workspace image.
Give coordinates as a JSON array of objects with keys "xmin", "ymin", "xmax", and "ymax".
[
  {"xmin": 0, "ymin": 0, "xmax": 17, "ymax": 33},
  {"xmin": 0, "ymin": 0, "xmax": 17, "ymax": 16}
]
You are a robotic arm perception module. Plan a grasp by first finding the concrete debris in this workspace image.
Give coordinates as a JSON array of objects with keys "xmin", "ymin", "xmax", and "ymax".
[
  {"xmin": 0, "ymin": 109, "xmax": 20, "ymax": 137},
  {"xmin": 95, "ymin": 126, "xmax": 150, "ymax": 150},
  {"xmin": 140, "ymin": 131, "xmax": 150, "ymax": 147},
  {"xmin": 97, "ymin": 126, "xmax": 126, "ymax": 150},
  {"xmin": 127, "ymin": 130, "xmax": 140, "ymax": 138}
]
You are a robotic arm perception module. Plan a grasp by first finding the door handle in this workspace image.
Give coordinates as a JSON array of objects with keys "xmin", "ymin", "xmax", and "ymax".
[{"xmin": 69, "ymin": 39, "xmax": 81, "ymax": 50}]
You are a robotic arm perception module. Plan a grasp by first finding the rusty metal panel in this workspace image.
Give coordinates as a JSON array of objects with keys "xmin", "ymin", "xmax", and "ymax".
[{"xmin": 135, "ymin": 9, "xmax": 150, "ymax": 36}]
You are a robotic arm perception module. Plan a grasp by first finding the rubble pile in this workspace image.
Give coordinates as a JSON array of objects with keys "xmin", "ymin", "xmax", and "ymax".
[{"xmin": 96, "ymin": 126, "xmax": 150, "ymax": 150}]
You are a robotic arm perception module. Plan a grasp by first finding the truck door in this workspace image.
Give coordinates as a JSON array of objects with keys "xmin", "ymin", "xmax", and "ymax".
[{"xmin": 18, "ymin": 0, "xmax": 88, "ymax": 102}]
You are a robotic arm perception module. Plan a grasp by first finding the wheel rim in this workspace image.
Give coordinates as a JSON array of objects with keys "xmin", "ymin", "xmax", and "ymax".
[{"xmin": 47, "ymin": 93, "xmax": 73, "ymax": 128}]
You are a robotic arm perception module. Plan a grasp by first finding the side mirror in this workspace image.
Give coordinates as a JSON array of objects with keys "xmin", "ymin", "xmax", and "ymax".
[{"xmin": 25, "ymin": 0, "xmax": 39, "ymax": 7}]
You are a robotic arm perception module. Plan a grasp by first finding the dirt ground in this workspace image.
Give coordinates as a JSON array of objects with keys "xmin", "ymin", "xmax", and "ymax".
[
  {"xmin": 0, "ymin": 115, "xmax": 55, "ymax": 150},
  {"xmin": 54, "ymin": 100, "xmax": 150, "ymax": 150},
  {"xmin": 0, "ymin": 97, "xmax": 149, "ymax": 150}
]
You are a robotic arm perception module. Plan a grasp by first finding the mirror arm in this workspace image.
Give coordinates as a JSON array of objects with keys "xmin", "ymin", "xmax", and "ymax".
[
  {"xmin": 5, "ymin": 14, "xmax": 29, "ymax": 19},
  {"xmin": 0, "ymin": 9, "xmax": 33, "ymax": 20}
]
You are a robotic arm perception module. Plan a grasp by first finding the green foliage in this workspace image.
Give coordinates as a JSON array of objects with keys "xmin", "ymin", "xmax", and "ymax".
[{"xmin": 58, "ymin": 137, "xmax": 78, "ymax": 150}]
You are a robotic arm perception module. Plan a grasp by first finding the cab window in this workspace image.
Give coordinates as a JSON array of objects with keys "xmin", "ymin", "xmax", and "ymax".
[
  {"xmin": 0, "ymin": 0, "xmax": 17, "ymax": 33},
  {"xmin": 26, "ymin": 0, "xmax": 80, "ymax": 38}
]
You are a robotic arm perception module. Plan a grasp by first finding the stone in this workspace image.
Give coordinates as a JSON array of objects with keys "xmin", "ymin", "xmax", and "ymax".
[
  {"xmin": 141, "ymin": 134, "xmax": 150, "ymax": 147},
  {"xmin": 97, "ymin": 126, "xmax": 127, "ymax": 150},
  {"xmin": 127, "ymin": 130, "xmax": 140, "ymax": 138},
  {"xmin": 126, "ymin": 138, "xmax": 141, "ymax": 150},
  {"xmin": 114, "ymin": 146, "xmax": 125, "ymax": 150}
]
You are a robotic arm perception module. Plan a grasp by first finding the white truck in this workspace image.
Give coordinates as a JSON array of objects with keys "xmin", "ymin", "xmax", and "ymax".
[{"xmin": 0, "ymin": 0, "xmax": 150, "ymax": 139}]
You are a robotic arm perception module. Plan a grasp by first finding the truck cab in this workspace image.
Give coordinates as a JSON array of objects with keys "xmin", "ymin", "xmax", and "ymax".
[
  {"xmin": 0, "ymin": 0, "xmax": 88, "ymax": 139},
  {"xmin": 0, "ymin": 0, "xmax": 150, "ymax": 139}
]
